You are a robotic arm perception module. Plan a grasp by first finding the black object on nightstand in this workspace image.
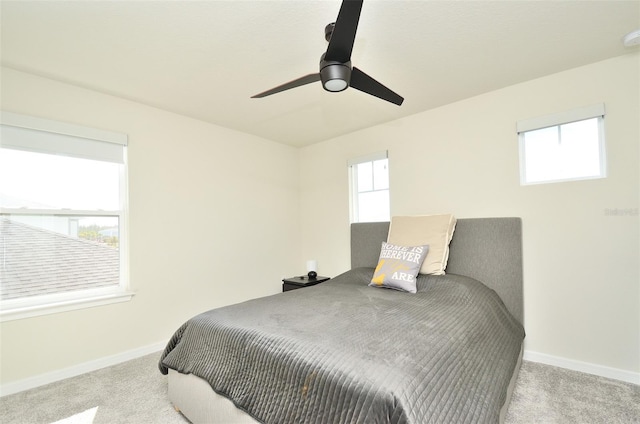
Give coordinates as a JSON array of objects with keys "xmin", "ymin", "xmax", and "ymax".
[{"xmin": 282, "ymin": 275, "xmax": 330, "ymax": 292}]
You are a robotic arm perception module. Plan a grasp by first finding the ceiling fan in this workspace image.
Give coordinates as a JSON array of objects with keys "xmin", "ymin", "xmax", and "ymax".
[{"xmin": 251, "ymin": 0, "xmax": 403, "ymax": 106}]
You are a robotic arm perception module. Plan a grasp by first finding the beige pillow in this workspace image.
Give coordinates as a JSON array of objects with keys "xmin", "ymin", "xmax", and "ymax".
[{"xmin": 387, "ymin": 214, "xmax": 457, "ymax": 275}]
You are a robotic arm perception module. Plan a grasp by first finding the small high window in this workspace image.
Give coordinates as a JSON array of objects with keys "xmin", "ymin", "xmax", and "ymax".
[
  {"xmin": 518, "ymin": 104, "xmax": 606, "ymax": 185},
  {"xmin": 348, "ymin": 151, "xmax": 390, "ymax": 223}
]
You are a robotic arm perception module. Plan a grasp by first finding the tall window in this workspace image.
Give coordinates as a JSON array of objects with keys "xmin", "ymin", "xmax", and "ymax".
[
  {"xmin": 518, "ymin": 104, "xmax": 606, "ymax": 185},
  {"xmin": 348, "ymin": 151, "xmax": 390, "ymax": 223},
  {"xmin": 0, "ymin": 112, "xmax": 130, "ymax": 321}
]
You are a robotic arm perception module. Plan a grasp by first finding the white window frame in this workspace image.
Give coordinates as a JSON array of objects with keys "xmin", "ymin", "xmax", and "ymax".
[
  {"xmin": 348, "ymin": 151, "xmax": 390, "ymax": 223},
  {"xmin": 0, "ymin": 112, "xmax": 133, "ymax": 321},
  {"xmin": 517, "ymin": 103, "xmax": 607, "ymax": 185}
]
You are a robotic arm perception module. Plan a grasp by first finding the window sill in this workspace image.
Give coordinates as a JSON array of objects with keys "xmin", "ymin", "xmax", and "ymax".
[{"xmin": 0, "ymin": 291, "xmax": 135, "ymax": 322}]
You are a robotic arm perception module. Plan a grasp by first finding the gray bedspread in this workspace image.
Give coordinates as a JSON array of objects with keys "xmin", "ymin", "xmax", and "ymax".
[{"xmin": 159, "ymin": 268, "xmax": 525, "ymax": 424}]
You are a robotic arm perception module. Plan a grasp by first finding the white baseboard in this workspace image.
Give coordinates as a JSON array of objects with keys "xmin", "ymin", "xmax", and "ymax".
[
  {"xmin": 3, "ymin": 344, "xmax": 637, "ymax": 397},
  {"xmin": 0, "ymin": 341, "xmax": 167, "ymax": 397},
  {"xmin": 524, "ymin": 350, "xmax": 640, "ymax": 385}
]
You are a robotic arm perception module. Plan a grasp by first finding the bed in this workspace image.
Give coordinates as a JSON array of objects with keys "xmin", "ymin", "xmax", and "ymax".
[{"xmin": 159, "ymin": 217, "xmax": 525, "ymax": 424}]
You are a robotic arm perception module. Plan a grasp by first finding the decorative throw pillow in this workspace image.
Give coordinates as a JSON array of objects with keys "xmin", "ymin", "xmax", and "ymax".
[
  {"xmin": 387, "ymin": 214, "xmax": 456, "ymax": 275},
  {"xmin": 369, "ymin": 242, "xmax": 429, "ymax": 293}
]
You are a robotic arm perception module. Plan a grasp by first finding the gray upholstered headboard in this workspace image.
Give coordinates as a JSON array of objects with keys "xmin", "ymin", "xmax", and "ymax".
[{"xmin": 351, "ymin": 218, "xmax": 523, "ymax": 325}]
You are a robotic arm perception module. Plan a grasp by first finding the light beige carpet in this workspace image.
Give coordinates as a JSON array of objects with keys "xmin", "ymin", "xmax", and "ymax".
[{"xmin": 0, "ymin": 352, "xmax": 638, "ymax": 423}]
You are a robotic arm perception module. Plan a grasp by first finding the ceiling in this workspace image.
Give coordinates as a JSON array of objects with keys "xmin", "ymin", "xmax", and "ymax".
[{"xmin": 1, "ymin": 1, "xmax": 639, "ymax": 147}]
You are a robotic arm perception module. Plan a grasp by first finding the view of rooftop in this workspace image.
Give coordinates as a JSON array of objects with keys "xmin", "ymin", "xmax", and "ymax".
[{"xmin": 0, "ymin": 218, "xmax": 119, "ymax": 300}]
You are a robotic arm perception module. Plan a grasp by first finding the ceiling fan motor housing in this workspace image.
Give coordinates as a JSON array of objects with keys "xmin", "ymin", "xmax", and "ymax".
[{"xmin": 319, "ymin": 55, "xmax": 351, "ymax": 92}]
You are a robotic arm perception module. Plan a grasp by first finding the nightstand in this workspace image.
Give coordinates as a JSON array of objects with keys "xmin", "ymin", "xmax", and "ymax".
[{"xmin": 282, "ymin": 275, "xmax": 330, "ymax": 292}]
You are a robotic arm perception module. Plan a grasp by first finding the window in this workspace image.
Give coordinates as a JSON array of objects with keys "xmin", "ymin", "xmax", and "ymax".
[
  {"xmin": 518, "ymin": 104, "xmax": 606, "ymax": 185},
  {"xmin": 348, "ymin": 151, "xmax": 390, "ymax": 223},
  {"xmin": 0, "ymin": 112, "xmax": 131, "ymax": 321}
]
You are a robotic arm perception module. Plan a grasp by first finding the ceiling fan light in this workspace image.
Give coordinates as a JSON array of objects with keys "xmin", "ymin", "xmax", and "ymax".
[
  {"xmin": 320, "ymin": 62, "xmax": 351, "ymax": 93},
  {"xmin": 623, "ymin": 29, "xmax": 640, "ymax": 47},
  {"xmin": 324, "ymin": 79, "xmax": 348, "ymax": 92}
]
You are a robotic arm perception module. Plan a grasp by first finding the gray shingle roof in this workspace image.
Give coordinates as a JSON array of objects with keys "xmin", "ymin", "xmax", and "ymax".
[{"xmin": 0, "ymin": 218, "xmax": 119, "ymax": 300}]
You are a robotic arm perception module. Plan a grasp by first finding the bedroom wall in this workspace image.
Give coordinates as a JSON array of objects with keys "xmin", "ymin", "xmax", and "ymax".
[
  {"xmin": 0, "ymin": 67, "xmax": 300, "ymax": 386},
  {"xmin": 298, "ymin": 53, "xmax": 640, "ymax": 380}
]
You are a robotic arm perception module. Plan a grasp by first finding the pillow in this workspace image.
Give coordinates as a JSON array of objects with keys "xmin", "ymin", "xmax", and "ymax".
[
  {"xmin": 369, "ymin": 242, "xmax": 429, "ymax": 293},
  {"xmin": 387, "ymin": 214, "xmax": 456, "ymax": 275}
]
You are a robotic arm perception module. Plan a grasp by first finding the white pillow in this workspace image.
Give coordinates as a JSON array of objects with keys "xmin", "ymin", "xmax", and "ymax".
[{"xmin": 387, "ymin": 214, "xmax": 456, "ymax": 275}]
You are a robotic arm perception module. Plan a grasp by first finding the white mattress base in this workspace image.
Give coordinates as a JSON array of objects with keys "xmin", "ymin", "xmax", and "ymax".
[
  {"xmin": 168, "ymin": 368, "xmax": 258, "ymax": 423},
  {"xmin": 167, "ymin": 343, "xmax": 523, "ymax": 424}
]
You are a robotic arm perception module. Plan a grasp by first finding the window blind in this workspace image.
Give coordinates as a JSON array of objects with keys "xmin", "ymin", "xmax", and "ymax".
[
  {"xmin": 516, "ymin": 103, "xmax": 605, "ymax": 134},
  {"xmin": 347, "ymin": 150, "xmax": 388, "ymax": 167},
  {"xmin": 0, "ymin": 111, "xmax": 127, "ymax": 164}
]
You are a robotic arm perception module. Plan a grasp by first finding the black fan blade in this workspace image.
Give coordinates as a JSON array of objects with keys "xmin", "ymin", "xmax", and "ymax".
[
  {"xmin": 350, "ymin": 67, "xmax": 404, "ymax": 105},
  {"xmin": 325, "ymin": 0, "xmax": 363, "ymax": 63},
  {"xmin": 252, "ymin": 73, "xmax": 321, "ymax": 98}
]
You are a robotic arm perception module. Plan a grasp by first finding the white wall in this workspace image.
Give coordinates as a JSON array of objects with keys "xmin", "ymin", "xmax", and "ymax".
[
  {"xmin": 0, "ymin": 67, "xmax": 301, "ymax": 385},
  {"xmin": 299, "ymin": 53, "xmax": 640, "ymax": 379}
]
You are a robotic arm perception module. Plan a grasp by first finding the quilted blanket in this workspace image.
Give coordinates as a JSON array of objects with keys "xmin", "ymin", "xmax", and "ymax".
[{"xmin": 159, "ymin": 268, "xmax": 525, "ymax": 424}]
